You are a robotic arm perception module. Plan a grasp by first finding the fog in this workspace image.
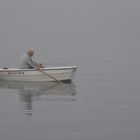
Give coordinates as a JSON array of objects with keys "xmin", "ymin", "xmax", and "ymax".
[
  {"xmin": 0, "ymin": 1, "xmax": 140, "ymax": 140},
  {"xmin": 0, "ymin": 0, "xmax": 139, "ymax": 68}
]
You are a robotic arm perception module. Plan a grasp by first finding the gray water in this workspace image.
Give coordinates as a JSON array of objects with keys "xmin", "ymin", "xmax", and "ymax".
[{"xmin": 0, "ymin": 0, "xmax": 140, "ymax": 140}]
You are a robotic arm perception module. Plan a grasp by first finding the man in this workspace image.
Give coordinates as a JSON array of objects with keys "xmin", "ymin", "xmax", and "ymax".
[{"xmin": 19, "ymin": 48, "xmax": 44, "ymax": 69}]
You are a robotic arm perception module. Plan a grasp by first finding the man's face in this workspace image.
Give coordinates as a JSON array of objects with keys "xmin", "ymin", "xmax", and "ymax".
[{"xmin": 29, "ymin": 51, "xmax": 34, "ymax": 57}]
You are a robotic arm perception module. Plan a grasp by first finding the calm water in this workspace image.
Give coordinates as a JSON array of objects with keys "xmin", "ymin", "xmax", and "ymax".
[
  {"xmin": 0, "ymin": 0, "xmax": 140, "ymax": 140},
  {"xmin": 0, "ymin": 56, "xmax": 140, "ymax": 140}
]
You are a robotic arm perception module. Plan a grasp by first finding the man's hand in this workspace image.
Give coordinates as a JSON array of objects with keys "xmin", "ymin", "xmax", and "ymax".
[{"xmin": 35, "ymin": 63, "xmax": 45, "ymax": 69}]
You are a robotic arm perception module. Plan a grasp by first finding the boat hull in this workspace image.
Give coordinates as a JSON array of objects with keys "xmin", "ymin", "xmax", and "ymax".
[{"xmin": 0, "ymin": 66, "xmax": 77, "ymax": 82}]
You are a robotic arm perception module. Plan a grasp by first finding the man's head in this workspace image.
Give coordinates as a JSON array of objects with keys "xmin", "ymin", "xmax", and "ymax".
[{"xmin": 27, "ymin": 48, "xmax": 34, "ymax": 57}]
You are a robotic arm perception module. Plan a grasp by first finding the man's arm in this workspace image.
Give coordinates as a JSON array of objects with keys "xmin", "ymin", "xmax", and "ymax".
[{"xmin": 26, "ymin": 57, "xmax": 35, "ymax": 69}]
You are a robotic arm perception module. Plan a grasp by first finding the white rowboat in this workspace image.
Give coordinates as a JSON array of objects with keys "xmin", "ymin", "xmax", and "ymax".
[{"xmin": 0, "ymin": 66, "xmax": 77, "ymax": 82}]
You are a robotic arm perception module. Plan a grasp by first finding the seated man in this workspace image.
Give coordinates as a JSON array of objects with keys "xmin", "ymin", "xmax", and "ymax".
[{"xmin": 19, "ymin": 48, "xmax": 44, "ymax": 69}]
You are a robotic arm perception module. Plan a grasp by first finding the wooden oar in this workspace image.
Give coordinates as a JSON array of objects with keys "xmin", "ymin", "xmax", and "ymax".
[
  {"xmin": 32, "ymin": 61, "xmax": 62, "ymax": 84},
  {"xmin": 36, "ymin": 67, "xmax": 62, "ymax": 84}
]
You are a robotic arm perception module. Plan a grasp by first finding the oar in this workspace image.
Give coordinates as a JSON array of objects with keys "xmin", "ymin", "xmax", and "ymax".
[{"xmin": 32, "ymin": 62, "xmax": 62, "ymax": 84}]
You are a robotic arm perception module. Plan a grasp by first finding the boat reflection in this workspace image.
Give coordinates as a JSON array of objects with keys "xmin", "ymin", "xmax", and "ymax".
[{"xmin": 0, "ymin": 81, "xmax": 77, "ymax": 116}]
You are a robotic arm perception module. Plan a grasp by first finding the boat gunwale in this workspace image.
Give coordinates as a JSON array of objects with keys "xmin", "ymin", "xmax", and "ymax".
[{"xmin": 0, "ymin": 66, "xmax": 77, "ymax": 72}]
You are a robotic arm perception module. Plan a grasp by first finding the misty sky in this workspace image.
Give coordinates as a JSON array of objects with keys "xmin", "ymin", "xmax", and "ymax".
[{"xmin": 0, "ymin": 0, "xmax": 140, "ymax": 68}]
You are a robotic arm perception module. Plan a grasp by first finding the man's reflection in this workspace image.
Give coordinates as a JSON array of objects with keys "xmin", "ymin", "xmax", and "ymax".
[{"xmin": 19, "ymin": 89, "xmax": 33, "ymax": 116}]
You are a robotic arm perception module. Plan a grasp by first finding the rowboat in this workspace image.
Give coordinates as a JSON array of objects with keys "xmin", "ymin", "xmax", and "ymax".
[{"xmin": 0, "ymin": 66, "xmax": 77, "ymax": 82}]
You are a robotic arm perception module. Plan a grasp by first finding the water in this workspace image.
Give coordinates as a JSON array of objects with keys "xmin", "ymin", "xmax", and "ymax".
[{"xmin": 0, "ymin": 0, "xmax": 140, "ymax": 140}]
